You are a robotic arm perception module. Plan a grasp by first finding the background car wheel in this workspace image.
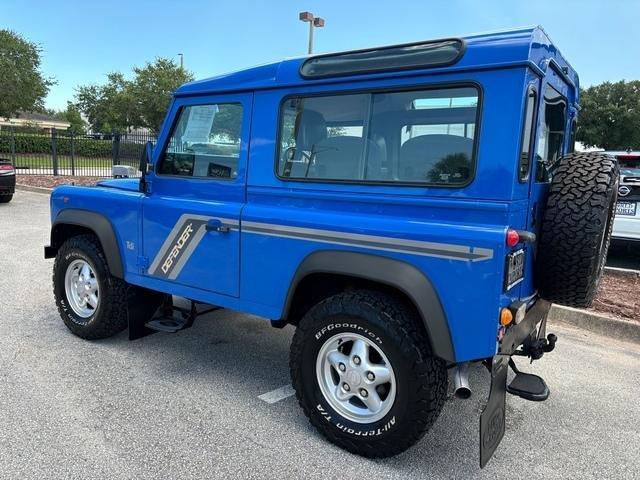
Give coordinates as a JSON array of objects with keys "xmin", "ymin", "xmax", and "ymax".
[
  {"xmin": 0, "ymin": 194, "xmax": 13, "ymax": 203},
  {"xmin": 537, "ymin": 152, "xmax": 619, "ymax": 308},
  {"xmin": 53, "ymin": 234, "xmax": 128, "ymax": 339},
  {"xmin": 290, "ymin": 290, "xmax": 447, "ymax": 458}
]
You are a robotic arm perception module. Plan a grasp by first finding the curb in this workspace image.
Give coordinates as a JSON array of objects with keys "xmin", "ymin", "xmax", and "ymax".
[
  {"xmin": 604, "ymin": 266, "xmax": 640, "ymax": 277},
  {"xmin": 16, "ymin": 184, "xmax": 53, "ymax": 194},
  {"xmin": 549, "ymin": 304, "xmax": 640, "ymax": 344}
]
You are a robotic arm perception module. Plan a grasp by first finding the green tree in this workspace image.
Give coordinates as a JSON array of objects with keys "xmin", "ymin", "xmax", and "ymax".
[
  {"xmin": 54, "ymin": 102, "xmax": 87, "ymax": 134},
  {"xmin": 128, "ymin": 58, "xmax": 194, "ymax": 133},
  {"xmin": 577, "ymin": 80, "xmax": 640, "ymax": 150},
  {"xmin": 0, "ymin": 29, "xmax": 54, "ymax": 119},
  {"xmin": 75, "ymin": 58, "xmax": 193, "ymax": 134},
  {"xmin": 75, "ymin": 72, "xmax": 132, "ymax": 132}
]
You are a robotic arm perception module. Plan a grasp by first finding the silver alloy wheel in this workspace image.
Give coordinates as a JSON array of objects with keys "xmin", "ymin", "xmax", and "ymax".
[
  {"xmin": 64, "ymin": 259, "xmax": 100, "ymax": 319},
  {"xmin": 316, "ymin": 332, "xmax": 396, "ymax": 424}
]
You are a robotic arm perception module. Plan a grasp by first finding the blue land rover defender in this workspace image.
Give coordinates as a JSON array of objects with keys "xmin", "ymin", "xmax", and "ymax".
[{"xmin": 45, "ymin": 27, "xmax": 618, "ymax": 466}]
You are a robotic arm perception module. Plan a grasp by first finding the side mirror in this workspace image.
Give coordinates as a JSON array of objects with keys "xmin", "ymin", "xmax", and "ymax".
[
  {"xmin": 139, "ymin": 141, "xmax": 154, "ymax": 192},
  {"xmin": 139, "ymin": 141, "xmax": 154, "ymax": 173}
]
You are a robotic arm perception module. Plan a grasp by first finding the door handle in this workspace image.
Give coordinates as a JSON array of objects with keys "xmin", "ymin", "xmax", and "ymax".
[{"xmin": 205, "ymin": 219, "xmax": 230, "ymax": 233}]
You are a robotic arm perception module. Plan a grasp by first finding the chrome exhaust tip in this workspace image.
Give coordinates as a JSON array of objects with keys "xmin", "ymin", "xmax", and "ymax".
[{"xmin": 453, "ymin": 362, "xmax": 471, "ymax": 399}]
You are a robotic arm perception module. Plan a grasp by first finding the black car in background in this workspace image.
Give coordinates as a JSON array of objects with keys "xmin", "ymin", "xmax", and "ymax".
[{"xmin": 0, "ymin": 159, "xmax": 16, "ymax": 203}]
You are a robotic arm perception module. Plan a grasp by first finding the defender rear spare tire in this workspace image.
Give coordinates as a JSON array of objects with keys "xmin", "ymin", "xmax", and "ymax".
[
  {"xmin": 290, "ymin": 290, "xmax": 447, "ymax": 458},
  {"xmin": 537, "ymin": 152, "xmax": 619, "ymax": 308},
  {"xmin": 53, "ymin": 234, "xmax": 128, "ymax": 339}
]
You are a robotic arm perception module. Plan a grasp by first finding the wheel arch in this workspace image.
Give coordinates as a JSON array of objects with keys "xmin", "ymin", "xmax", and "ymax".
[
  {"xmin": 283, "ymin": 250, "xmax": 455, "ymax": 362},
  {"xmin": 46, "ymin": 209, "xmax": 124, "ymax": 278}
]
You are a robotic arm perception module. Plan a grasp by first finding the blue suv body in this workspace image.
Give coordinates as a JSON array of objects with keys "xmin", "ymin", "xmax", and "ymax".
[{"xmin": 46, "ymin": 27, "xmax": 618, "ymax": 465}]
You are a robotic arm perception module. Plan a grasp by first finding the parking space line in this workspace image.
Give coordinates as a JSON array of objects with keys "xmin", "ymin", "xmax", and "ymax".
[{"xmin": 258, "ymin": 385, "xmax": 295, "ymax": 404}]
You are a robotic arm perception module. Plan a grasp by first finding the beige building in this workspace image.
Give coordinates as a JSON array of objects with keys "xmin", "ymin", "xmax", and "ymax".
[{"xmin": 0, "ymin": 111, "xmax": 70, "ymax": 133}]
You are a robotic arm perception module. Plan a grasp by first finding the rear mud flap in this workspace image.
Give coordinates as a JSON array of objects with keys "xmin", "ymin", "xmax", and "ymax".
[{"xmin": 479, "ymin": 354, "xmax": 508, "ymax": 468}]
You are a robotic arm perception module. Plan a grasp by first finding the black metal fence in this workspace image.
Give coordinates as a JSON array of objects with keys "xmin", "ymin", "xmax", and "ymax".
[{"xmin": 0, "ymin": 127, "xmax": 156, "ymax": 177}]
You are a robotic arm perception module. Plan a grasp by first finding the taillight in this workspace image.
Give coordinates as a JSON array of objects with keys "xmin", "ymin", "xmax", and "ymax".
[
  {"xmin": 506, "ymin": 229, "xmax": 520, "ymax": 247},
  {"xmin": 0, "ymin": 164, "xmax": 14, "ymax": 172}
]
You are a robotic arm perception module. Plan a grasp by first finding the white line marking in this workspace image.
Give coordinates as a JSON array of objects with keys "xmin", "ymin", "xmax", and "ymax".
[{"xmin": 258, "ymin": 385, "xmax": 295, "ymax": 404}]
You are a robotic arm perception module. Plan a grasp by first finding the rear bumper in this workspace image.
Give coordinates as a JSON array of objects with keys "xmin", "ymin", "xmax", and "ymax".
[
  {"xmin": 0, "ymin": 174, "xmax": 15, "ymax": 195},
  {"xmin": 612, "ymin": 215, "xmax": 640, "ymax": 241},
  {"xmin": 480, "ymin": 298, "xmax": 551, "ymax": 467},
  {"xmin": 499, "ymin": 298, "xmax": 551, "ymax": 355}
]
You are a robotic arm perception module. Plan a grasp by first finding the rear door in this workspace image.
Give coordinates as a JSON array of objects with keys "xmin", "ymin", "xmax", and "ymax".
[
  {"xmin": 141, "ymin": 93, "xmax": 252, "ymax": 297},
  {"xmin": 520, "ymin": 76, "xmax": 572, "ymax": 298}
]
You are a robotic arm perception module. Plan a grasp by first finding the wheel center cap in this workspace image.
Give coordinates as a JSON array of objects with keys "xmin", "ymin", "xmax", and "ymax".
[{"xmin": 346, "ymin": 370, "xmax": 361, "ymax": 386}]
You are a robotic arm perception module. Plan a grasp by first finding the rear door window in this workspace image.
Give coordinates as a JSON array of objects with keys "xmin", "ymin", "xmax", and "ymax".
[{"xmin": 535, "ymin": 85, "xmax": 567, "ymax": 182}]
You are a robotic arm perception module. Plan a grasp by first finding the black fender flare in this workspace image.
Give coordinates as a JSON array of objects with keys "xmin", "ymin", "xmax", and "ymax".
[
  {"xmin": 47, "ymin": 209, "xmax": 124, "ymax": 278},
  {"xmin": 284, "ymin": 251, "xmax": 455, "ymax": 362}
]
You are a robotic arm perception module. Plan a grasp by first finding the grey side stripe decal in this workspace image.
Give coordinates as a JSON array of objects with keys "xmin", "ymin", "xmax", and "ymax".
[
  {"xmin": 242, "ymin": 221, "xmax": 493, "ymax": 262},
  {"xmin": 148, "ymin": 214, "xmax": 238, "ymax": 279}
]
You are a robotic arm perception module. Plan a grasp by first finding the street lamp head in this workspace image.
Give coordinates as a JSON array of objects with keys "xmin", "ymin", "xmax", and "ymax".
[
  {"xmin": 299, "ymin": 11, "xmax": 314, "ymax": 22},
  {"xmin": 313, "ymin": 17, "xmax": 325, "ymax": 28}
]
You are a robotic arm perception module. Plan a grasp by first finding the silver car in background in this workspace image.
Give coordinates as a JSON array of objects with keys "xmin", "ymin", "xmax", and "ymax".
[{"xmin": 610, "ymin": 151, "xmax": 640, "ymax": 243}]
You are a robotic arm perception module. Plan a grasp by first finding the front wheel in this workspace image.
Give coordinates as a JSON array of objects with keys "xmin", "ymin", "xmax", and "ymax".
[
  {"xmin": 290, "ymin": 290, "xmax": 447, "ymax": 457},
  {"xmin": 53, "ymin": 234, "xmax": 128, "ymax": 339}
]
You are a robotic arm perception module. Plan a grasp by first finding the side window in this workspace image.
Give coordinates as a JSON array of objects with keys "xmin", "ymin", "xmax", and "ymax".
[
  {"xmin": 389, "ymin": 87, "xmax": 478, "ymax": 184},
  {"xmin": 278, "ymin": 94, "xmax": 368, "ymax": 180},
  {"xmin": 535, "ymin": 85, "xmax": 567, "ymax": 183},
  {"xmin": 277, "ymin": 86, "xmax": 479, "ymax": 185},
  {"xmin": 158, "ymin": 103, "xmax": 243, "ymax": 179},
  {"xmin": 518, "ymin": 86, "xmax": 537, "ymax": 182}
]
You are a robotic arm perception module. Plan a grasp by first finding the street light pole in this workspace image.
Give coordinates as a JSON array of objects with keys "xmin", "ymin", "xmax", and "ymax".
[
  {"xmin": 178, "ymin": 53, "xmax": 184, "ymax": 69},
  {"xmin": 299, "ymin": 11, "xmax": 325, "ymax": 54}
]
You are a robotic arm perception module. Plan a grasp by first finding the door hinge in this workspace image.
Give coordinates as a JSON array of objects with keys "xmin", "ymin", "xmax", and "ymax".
[{"xmin": 137, "ymin": 256, "xmax": 150, "ymax": 270}]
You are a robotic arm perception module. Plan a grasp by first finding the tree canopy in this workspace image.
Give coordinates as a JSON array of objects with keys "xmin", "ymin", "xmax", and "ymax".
[
  {"xmin": 53, "ymin": 102, "xmax": 87, "ymax": 135},
  {"xmin": 0, "ymin": 29, "xmax": 54, "ymax": 119},
  {"xmin": 577, "ymin": 80, "xmax": 640, "ymax": 150},
  {"xmin": 75, "ymin": 58, "xmax": 193, "ymax": 133}
]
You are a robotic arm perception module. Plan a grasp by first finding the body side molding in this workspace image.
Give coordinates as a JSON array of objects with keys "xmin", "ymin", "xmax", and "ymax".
[{"xmin": 284, "ymin": 250, "xmax": 455, "ymax": 362}]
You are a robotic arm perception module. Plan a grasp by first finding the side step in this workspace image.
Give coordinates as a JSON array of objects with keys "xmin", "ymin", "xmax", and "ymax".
[
  {"xmin": 506, "ymin": 359, "xmax": 550, "ymax": 402},
  {"xmin": 145, "ymin": 316, "xmax": 188, "ymax": 333},
  {"xmin": 143, "ymin": 298, "xmax": 221, "ymax": 334}
]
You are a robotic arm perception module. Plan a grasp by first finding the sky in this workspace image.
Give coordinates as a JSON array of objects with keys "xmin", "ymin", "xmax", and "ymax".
[{"xmin": 1, "ymin": 0, "xmax": 639, "ymax": 111}]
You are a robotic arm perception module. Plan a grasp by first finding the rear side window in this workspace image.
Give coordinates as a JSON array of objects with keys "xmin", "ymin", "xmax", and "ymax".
[
  {"xmin": 277, "ymin": 86, "xmax": 479, "ymax": 186},
  {"xmin": 158, "ymin": 103, "xmax": 243, "ymax": 179}
]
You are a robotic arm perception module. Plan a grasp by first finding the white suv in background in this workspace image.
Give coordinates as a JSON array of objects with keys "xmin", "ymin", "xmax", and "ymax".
[{"xmin": 610, "ymin": 151, "xmax": 640, "ymax": 242}]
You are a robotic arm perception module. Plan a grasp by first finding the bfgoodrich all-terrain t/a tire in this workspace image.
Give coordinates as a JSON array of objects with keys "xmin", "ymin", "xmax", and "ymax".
[
  {"xmin": 537, "ymin": 152, "xmax": 619, "ymax": 308},
  {"xmin": 290, "ymin": 290, "xmax": 447, "ymax": 458},
  {"xmin": 53, "ymin": 234, "xmax": 128, "ymax": 339}
]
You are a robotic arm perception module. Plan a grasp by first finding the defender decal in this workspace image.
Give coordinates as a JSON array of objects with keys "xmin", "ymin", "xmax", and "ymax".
[{"xmin": 147, "ymin": 214, "xmax": 238, "ymax": 280}]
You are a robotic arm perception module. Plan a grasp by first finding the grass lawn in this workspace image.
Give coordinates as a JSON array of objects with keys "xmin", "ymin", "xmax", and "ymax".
[{"xmin": 10, "ymin": 155, "xmax": 136, "ymax": 169}]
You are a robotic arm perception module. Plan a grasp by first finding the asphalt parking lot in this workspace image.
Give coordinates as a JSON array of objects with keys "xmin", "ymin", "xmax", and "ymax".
[{"xmin": 1, "ymin": 190, "xmax": 639, "ymax": 479}]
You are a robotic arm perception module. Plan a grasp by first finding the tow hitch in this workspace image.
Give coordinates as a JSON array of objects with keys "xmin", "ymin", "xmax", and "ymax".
[{"xmin": 514, "ymin": 333, "xmax": 557, "ymax": 360}]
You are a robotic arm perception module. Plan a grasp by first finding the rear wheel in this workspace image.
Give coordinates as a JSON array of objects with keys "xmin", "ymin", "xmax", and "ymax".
[
  {"xmin": 53, "ymin": 234, "xmax": 128, "ymax": 339},
  {"xmin": 537, "ymin": 152, "xmax": 619, "ymax": 308},
  {"xmin": 0, "ymin": 194, "xmax": 13, "ymax": 203},
  {"xmin": 290, "ymin": 290, "xmax": 447, "ymax": 457}
]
